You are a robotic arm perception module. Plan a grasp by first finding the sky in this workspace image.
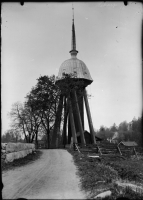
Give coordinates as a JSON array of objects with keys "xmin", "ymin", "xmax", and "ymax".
[{"xmin": 1, "ymin": 2, "xmax": 142, "ymax": 134}]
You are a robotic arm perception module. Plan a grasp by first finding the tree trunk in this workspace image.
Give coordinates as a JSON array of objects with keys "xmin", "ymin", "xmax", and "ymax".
[
  {"xmin": 35, "ymin": 133, "xmax": 38, "ymax": 149},
  {"xmin": 22, "ymin": 124, "xmax": 28, "ymax": 142},
  {"xmin": 31, "ymin": 132, "xmax": 35, "ymax": 143},
  {"xmin": 47, "ymin": 129, "xmax": 50, "ymax": 149},
  {"xmin": 29, "ymin": 133, "xmax": 31, "ymax": 143},
  {"xmin": 51, "ymin": 94, "xmax": 63, "ymax": 148}
]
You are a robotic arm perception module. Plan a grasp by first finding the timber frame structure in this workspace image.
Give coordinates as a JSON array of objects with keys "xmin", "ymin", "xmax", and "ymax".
[
  {"xmin": 50, "ymin": 87, "xmax": 96, "ymax": 148},
  {"xmin": 50, "ymin": 7, "xmax": 96, "ymax": 148},
  {"xmin": 117, "ymin": 141, "xmax": 138, "ymax": 157}
]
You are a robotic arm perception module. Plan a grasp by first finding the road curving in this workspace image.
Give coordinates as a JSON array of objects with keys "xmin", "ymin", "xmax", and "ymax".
[{"xmin": 2, "ymin": 149, "xmax": 87, "ymax": 199}]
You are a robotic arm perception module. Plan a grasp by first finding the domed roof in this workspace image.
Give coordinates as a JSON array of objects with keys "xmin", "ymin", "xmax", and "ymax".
[
  {"xmin": 58, "ymin": 56, "xmax": 93, "ymax": 83},
  {"xmin": 57, "ymin": 12, "xmax": 93, "ymax": 85}
]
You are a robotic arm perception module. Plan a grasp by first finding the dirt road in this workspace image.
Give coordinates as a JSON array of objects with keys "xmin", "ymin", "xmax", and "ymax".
[{"xmin": 2, "ymin": 149, "xmax": 87, "ymax": 199}]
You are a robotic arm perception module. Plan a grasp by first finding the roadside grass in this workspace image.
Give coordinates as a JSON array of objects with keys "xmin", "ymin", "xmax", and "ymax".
[
  {"xmin": 102, "ymin": 156, "xmax": 143, "ymax": 184},
  {"xmin": 1, "ymin": 150, "xmax": 43, "ymax": 172},
  {"xmin": 68, "ymin": 149, "xmax": 143, "ymax": 199}
]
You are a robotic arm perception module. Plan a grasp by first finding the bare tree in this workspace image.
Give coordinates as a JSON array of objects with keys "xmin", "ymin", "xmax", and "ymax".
[{"xmin": 9, "ymin": 102, "xmax": 41, "ymax": 143}]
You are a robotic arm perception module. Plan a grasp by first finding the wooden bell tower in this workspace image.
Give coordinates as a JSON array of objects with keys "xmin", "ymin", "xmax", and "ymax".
[{"xmin": 51, "ymin": 6, "xmax": 96, "ymax": 148}]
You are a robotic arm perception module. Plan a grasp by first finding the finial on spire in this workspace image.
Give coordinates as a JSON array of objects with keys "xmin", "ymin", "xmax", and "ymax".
[
  {"xmin": 70, "ymin": 3, "xmax": 78, "ymax": 57},
  {"xmin": 72, "ymin": 3, "xmax": 74, "ymax": 22}
]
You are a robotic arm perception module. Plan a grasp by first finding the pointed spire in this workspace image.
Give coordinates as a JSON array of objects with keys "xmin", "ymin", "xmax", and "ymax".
[{"xmin": 69, "ymin": 4, "xmax": 78, "ymax": 57}]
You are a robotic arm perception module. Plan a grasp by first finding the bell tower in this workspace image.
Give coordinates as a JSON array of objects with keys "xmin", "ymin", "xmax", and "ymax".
[{"xmin": 51, "ymin": 5, "xmax": 96, "ymax": 148}]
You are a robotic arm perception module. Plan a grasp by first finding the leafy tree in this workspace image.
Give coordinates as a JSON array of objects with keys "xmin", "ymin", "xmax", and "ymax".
[
  {"xmin": 117, "ymin": 131, "xmax": 125, "ymax": 142},
  {"xmin": 1, "ymin": 130, "xmax": 13, "ymax": 143},
  {"xmin": 130, "ymin": 116, "xmax": 142, "ymax": 146},
  {"xmin": 99, "ymin": 125, "xmax": 105, "ymax": 132},
  {"xmin": 8, "ymin": 74, "xmax": 85, "ymax": 148},
  {"xmin": 104, "ymin": 127, "xmax": 114, "ymax": 139},
  {"xmin": 118, "ymin": 121, "xmax": 128, "ymax": 131},
  {"xmin": 110, "ymin": 123, "xmax": 118, "ymax": 132},
  {"xmin": 131, "ymin": 117, "xmax": 138, "ymax": 131},
  {"xmin": 97, "ymin": 126, "xmax": 114, "ymax": 140},
  {"xmin": 96, "ymin": 115, "xmax": 142, "ymax": 146},
  {"xmin": 25, "ymin": 75, "xmax": 60, "ymax": 148},
  {"xmin": 96, "ymin": 126, "xmax": 106, "ymax": 139},
  {"xmin": 1, "ymin": 129, "xmax": 24, "ymax": 143}
]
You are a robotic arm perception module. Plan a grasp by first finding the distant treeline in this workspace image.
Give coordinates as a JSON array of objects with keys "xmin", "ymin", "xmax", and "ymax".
[
  {"xmin": 1, "ymin": 130, "xmax": 25, "ymax": 143},
  {"xmin": 2, "ymin": 116, "xmax": 142, "ymax": 147},
  {"xmin": 96, "ymin": 116, "xmax": 143, "ymax": 146}
]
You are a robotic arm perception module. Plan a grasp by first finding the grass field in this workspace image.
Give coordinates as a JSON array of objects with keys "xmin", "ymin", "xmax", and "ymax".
[{"xmin": 68, "ymin": 149, "xmax": 143, "ymax": 199}]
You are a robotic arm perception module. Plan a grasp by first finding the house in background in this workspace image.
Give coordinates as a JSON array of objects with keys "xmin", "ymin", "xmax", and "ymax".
[
  {"xmin": 111, "ymin": 131, "xmax": 119, "ymax": 143},
  {"xmin": 117, "ymin": 141, "xmax": 138, "ymax": 156},
  {"xmin": 76, "ymin": 130, "xmax": 102, "ymax": 144}
]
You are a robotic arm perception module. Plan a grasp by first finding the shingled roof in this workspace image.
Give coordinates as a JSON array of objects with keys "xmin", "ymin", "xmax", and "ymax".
[
  {"xmin": 118, "ymin": 141, "xmax": 138, "ymax": 147},
  {"xmin": 57, "ymin": 8, "xmax": 93, "ymax": 86}
]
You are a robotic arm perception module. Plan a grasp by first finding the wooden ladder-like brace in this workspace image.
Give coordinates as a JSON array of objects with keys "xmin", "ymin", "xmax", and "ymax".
[
  {"xmin": 74, "ymin": 143, "xmax": 81, "ymax": 154},
  {"xmin": 97, "ymin": 145, "xmax": 102, "ymax": 155},
  {"xmin": 117, "ymin": 145, "xmax": 122, "ymax": 156},
  {"xmin": 133, "ymin": 147, "xmax": 139, "ymax": 159}
]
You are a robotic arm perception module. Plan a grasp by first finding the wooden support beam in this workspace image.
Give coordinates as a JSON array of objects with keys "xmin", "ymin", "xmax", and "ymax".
[
  {"xmin": 75, "ymin": 143, "xmax": 81, "ymax": 153},
  {"xmin": 117, "ymin": 145, "xmax": 122, "ymax": 156},
  {"xmin": 97, "ymin": 145, "xmax": 102, "ymax": 155},
  {"xmin": 68, "ymin": 115, "xmax": 72, "ymax": 144},
  {"xmin": 73, "ymin": 90, "xmax": 86, "ymax": 146},
  {"xmin": 77, "ymin": 90, "xmax": 84, "ymax": 129},
  {"xmin": 83, "ymin": 89, "xmax": 96, "ymax": 144},
  {"xmin": 69, "ymin": 98, "xmax": 77, "ymax": 144},
  {"xmin": 61, "ymin": 96, "xmax": 69, "ymax": 147},
  {"xmin": 133, "ymin": 147, "xmax": 138, "ymax": 159}
]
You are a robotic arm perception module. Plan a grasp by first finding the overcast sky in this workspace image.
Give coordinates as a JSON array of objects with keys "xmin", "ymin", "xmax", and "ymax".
[{"xmin": 2, "ymin": 2, "xmax": 142, "ymax": 134}]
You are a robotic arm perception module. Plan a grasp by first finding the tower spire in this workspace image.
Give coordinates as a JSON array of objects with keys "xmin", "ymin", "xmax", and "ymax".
[
  {"xmin": 72, "ymin": 3, "xmax": 74, "ymax": 22},
  {"xmin": 69, "ymin": 3, "xmax": 78, "ymax": 57}
]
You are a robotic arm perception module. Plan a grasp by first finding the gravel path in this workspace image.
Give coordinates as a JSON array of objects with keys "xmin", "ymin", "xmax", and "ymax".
[{"xmin": 2, "ymin": 149, "xmax": 86, "ymax": 199}]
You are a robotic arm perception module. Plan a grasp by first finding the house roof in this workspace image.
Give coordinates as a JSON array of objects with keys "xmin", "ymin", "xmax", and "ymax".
[
  {"xmin": 118, "ymin": 141, "xmax": 138, "ymax": 147},
  {"xmin": 95, "ymin": 136, "xmax": 103, "ymax": 141},
  {"xmin": 76, "ymin": 131, "xmax": 103, "ymax": 141}
]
